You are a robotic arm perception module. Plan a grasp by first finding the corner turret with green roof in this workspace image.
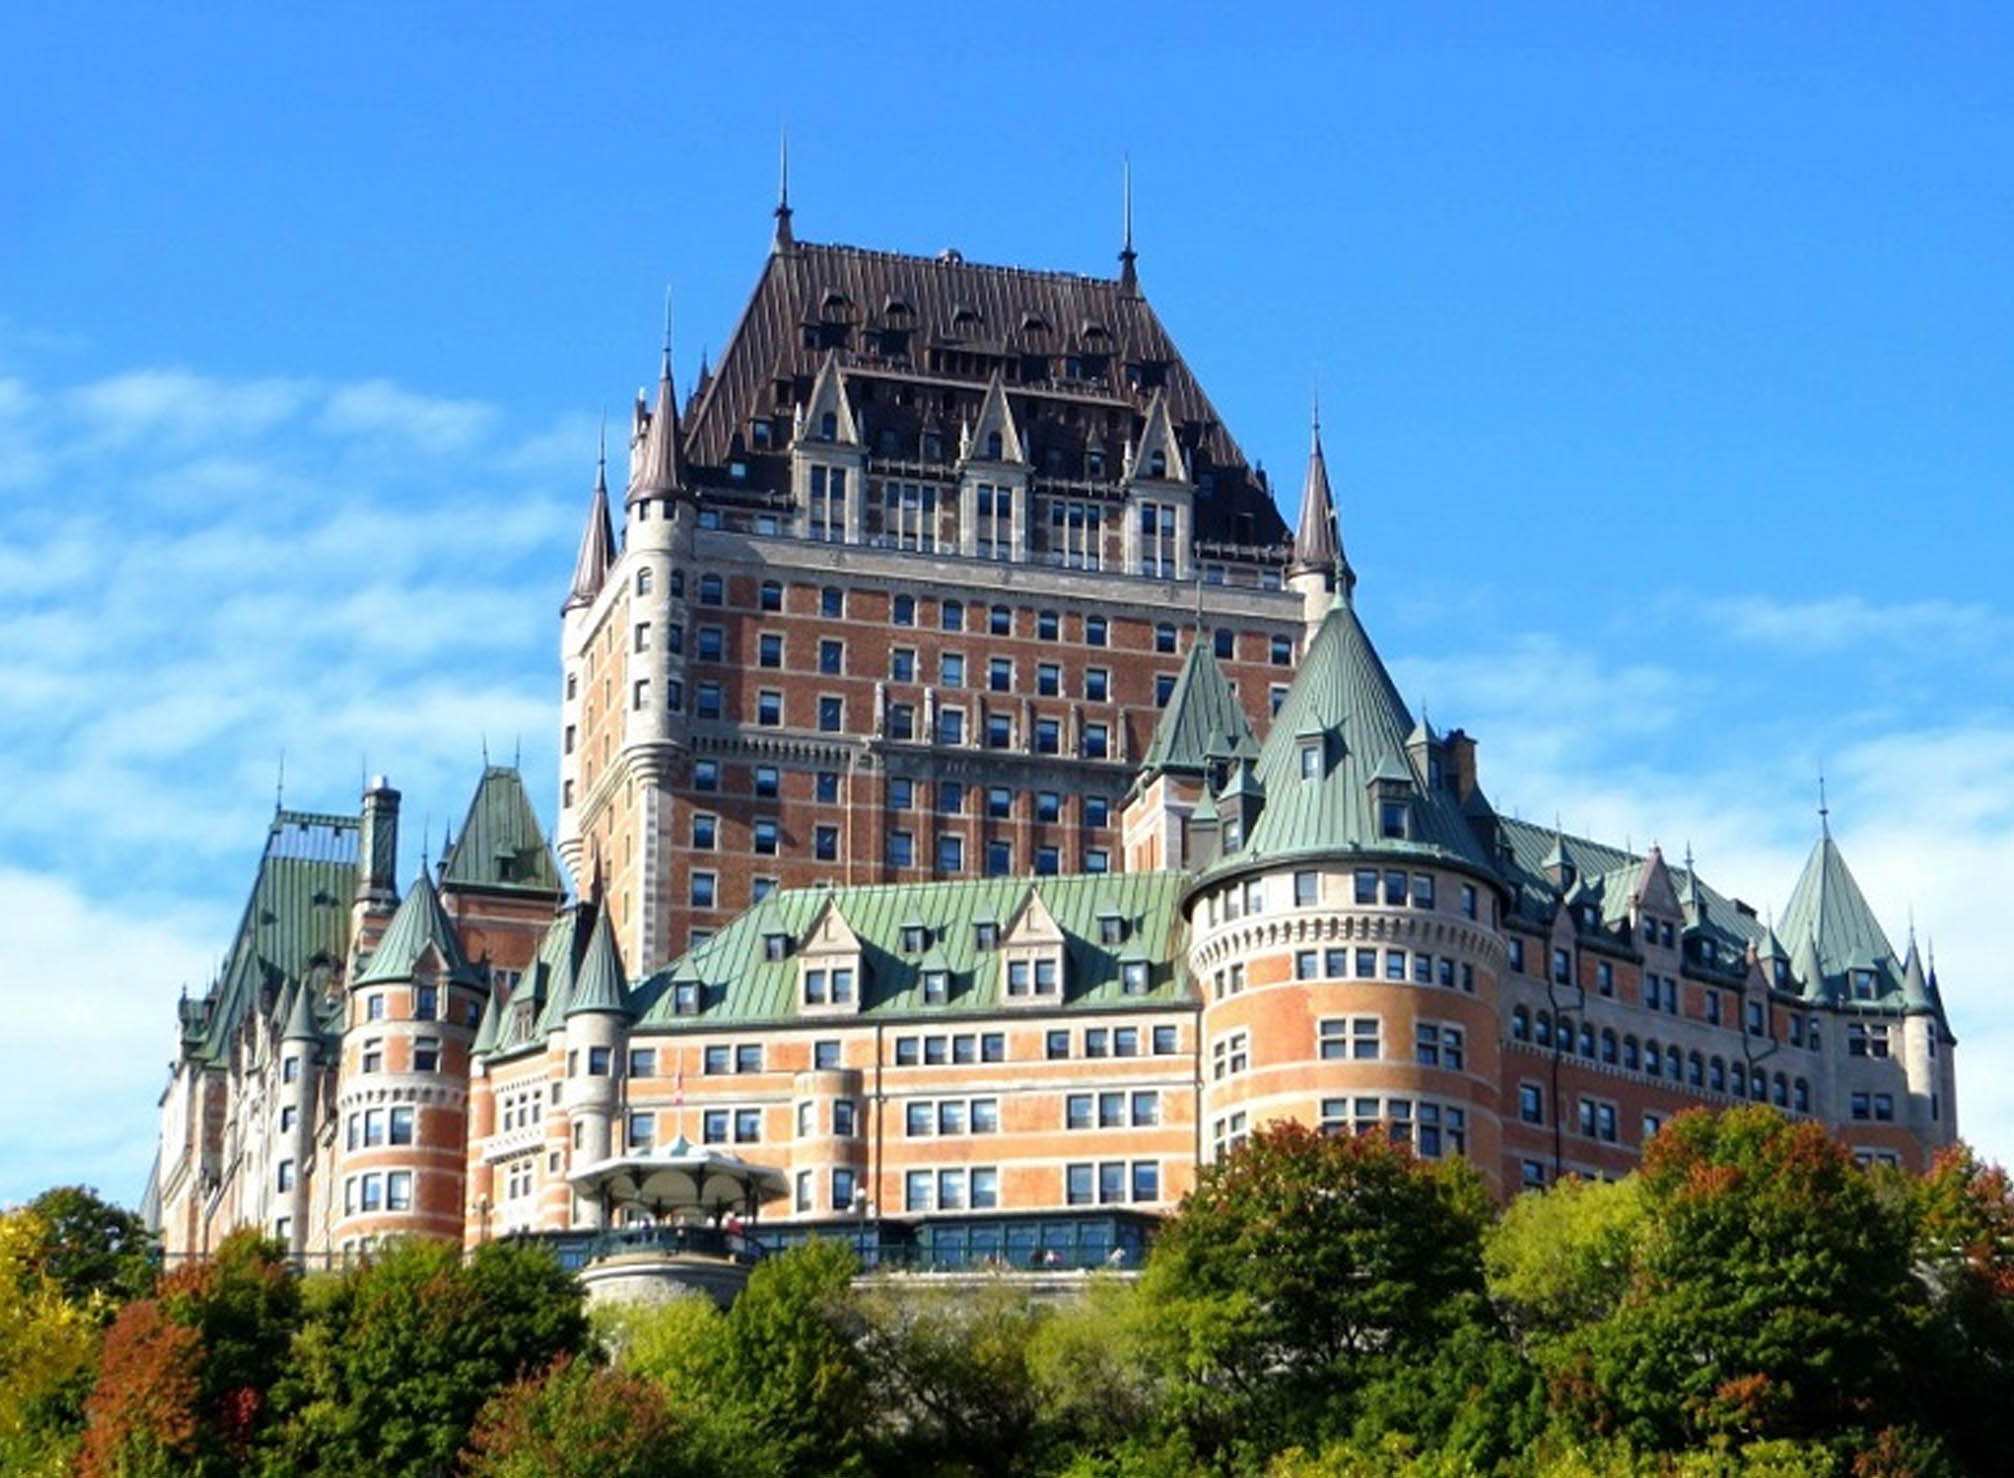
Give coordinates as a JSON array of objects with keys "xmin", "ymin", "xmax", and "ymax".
[
  {"xmin": 1134, "ymin": 638, "xmax": 1259, "ymax": 786},
  {"xmin": 355, "ymin": 871, "xmax": 482, "ymax": 986},
  {"xmin": 566, "ymin": 906, "xmax": 631, "ymax": 1019},
  {"xmin": 1777, "ymin": 822, "xmax": 1938, "ymax": 1022},
  {"xmin": 1195, "ymin": 585, "xmax": 1501, "ymax": 888}
]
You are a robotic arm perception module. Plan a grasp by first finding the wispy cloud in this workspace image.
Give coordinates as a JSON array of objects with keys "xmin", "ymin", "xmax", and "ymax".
[
  {"xmin": 319, "ymin": 378, "xmax": 497, "ymax": 452},
  {"xmin": 1704, "ymin": 593, "xmax": 2004, "ymax": 654}
]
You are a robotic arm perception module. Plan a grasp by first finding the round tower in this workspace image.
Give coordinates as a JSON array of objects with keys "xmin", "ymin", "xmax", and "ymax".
[
  {"xmin": 560, "ymin": 905, "xmax": 633, "ymax": 1229},
  {"xmin": 330, "ymin": 873, "xmax": 482, "ymax": 1252}
]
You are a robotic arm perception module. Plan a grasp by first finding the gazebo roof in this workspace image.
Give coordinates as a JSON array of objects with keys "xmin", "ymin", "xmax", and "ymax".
[{"xmin": 566, "ymin": 1137, "xmax": 789, "ymax": 1217}]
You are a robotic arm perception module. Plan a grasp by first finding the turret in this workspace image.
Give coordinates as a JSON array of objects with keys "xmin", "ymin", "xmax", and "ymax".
[
  {"xmin": 351, "ymin": 776, "xmax": 401, "ymax": 965},
  {"xmin": 1286, "ymin": 403, "xmax": 1348, "ymax": 637},
  {"xmin": 561, "ymin": 906, "xmax": 631, "ymax": 1228}
]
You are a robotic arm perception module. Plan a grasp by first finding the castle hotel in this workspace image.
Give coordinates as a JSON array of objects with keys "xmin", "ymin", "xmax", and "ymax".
[{"xmin": 148, "ymin": 193, "xmax": 1959, "ymax": 1268}]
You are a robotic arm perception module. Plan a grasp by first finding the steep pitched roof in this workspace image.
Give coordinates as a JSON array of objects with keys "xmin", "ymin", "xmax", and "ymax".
[
  {"xmin": 1291, "ymin": 411, "xmax": 1345, "ymax": 583},
  {"xmin": 563, "ymin": 455, "xmax": 616, "ymax": 612},
  {"xmin": 1209, "ymin": 594, "xmax": 1498, "ymax": 879},
  {"xmin": 355, "ymin": 871, "xmax": 479, "ymax": 986},
  {"xmin": 675, "ymin": 240, "xmax": 1288, "ymax": 548},
  {"xmin": 441, "ymin": 766, "xmax": 566, "ymax": 897},
  {"xmin": 1137, "ymin": 638, "xmax": 1259, "ymax": 778},
  {"xmin": 630, "ymin": 345, "xmax": 683, "ymax": 501},
  {"xmin": 1128, "ymin": 388, "xmax": 1187, "ymax": 483},
  {"xmin": 962, "ymin": 369, "xmax": 1024, "ymax": 463},
  {"xmin": 566, "ymin": 906, "xmax": 631, "ymax": 1019},
  {"xmin": 631, "ymin": 872, "xmax": 1192, "ymax": 1029},
  {"xmin": 1780, "ymin": 830, "xmax": 1904, "ymax": 1004},
  {"xmin": 798, "ymin": 350, "xmax": 861, "ymax": 446},
  {"xmin": 186, "ymin": 810, "xmax": 358, "ymax": 1065}
]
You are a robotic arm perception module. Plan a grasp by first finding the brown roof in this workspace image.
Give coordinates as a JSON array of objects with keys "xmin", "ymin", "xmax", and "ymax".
[{"xmin": 680, "ymin": 239, "xmax": 1289, "ymax": 548}]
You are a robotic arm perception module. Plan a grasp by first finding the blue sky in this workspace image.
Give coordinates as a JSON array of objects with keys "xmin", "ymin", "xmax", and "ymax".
[{"xmin": 2, "ymin": 2, "xmax": 2010, "ymax": 1205}]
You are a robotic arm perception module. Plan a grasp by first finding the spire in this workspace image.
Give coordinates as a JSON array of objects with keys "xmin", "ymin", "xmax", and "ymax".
[
  {"xmin": 281, "ymin": 978, "xmax": 321, "ymax": 1043},
  {"xmin": 630, "ymin": 295, "xmax": 683, "ymax": 503},
  {"xmin": 1291, "ymin": 397, "xmax": 1349, "ymax": 598},
  {"xmin": 1118, "ymin": 156, "xmax": 1139, "ymax": 297},
  {"xmin": 564, "ymin": 438, "xmax": 616, "ymax": 612},
  {"xmin": 772, "ymin": 126, "xmax": 795, "ymax": 252},
  {"xmin": 1818, "ymin": 771, "xmax": 1830, "ymax": 837},
  {"xmin": 566, "ymin": 905, "xmax": 632, "ymax": 1019}
]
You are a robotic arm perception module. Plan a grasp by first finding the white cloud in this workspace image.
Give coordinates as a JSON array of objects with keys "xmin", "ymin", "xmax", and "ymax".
[
  {"xmin": 319, "ymin": 378, "xmax": 496, "ymax": 453},
  {"xmin": 1704, "ymin": 593, "xmax": 2003, "ymax": 654},
  {"xmin": 68, "ymin": 368, "xmax": 316, "ymax": 449}
]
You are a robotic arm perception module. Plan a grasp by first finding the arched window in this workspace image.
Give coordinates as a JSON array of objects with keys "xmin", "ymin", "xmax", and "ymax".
[
  {"xmin": 820, "ymin": 411, "xmax": 838, "ymax": 440},
  {"xmin": 1579, "ymin": 1023, "xmax": 1596, "ymax": 1059},
  {"xmin": 1600, "ymin": 1029, "xmax": 1618, "ymax": 1065},
  {"xmin": 1751, "ymin": 1070, "xmax": 1767, "ymax": 1101},
  {"xmin": 1623, "ymin": 1035, "xmax": 1640, "ymax": 1071},
  {"xmin": 1645, "ymin": 1039, "xmax": 1662, "ymax": 1077},
  {"xmin": 1666, "ymin": 1046, "xmax": 1682, "ymax": 1079},
  {"xmin": 1535, "ymin": 1012, "xmax": 1553, "ymax": 1049},
  {"xmin": 1772, "ymin": 1073, "xmax": 1788, "ymax": 1107},
  {"xmin": 1707, "ymin": 1056, "xmax": 1723, "ymax": 1092},
  {"xmin": 1149, "ymin": 451, "xmax": 1167, "ymax": 477},
  {"xmin": 1511, "ymin": 1006, "xmax": 1530, "ymax": 1042},
  {"xmin": 986, "ymin": 430, "xmax": 1003, "ymax": 460},
  {"xmin": 1793, "ymin": 1078, "xmax": 1810, "ymax": 1113},
  {"xmin": 636, "ymin": 567, "xmax": 653, "ymax": 596}
]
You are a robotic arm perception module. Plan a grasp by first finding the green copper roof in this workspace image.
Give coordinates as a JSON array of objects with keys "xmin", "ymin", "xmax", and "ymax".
[
  {"xmin": 1207, "ymin": 596, "xmax": 1497, "ymax": 880},
  {"xmin": 471, "ymin": 985, "xmax": 503, "ymax": 1055},
  {"xmin": 355, "ymin": 871, "xmax": 480, "ymax": 986},
  {"xmin": 1779, "ymin": 830, "xmax": 1906, "ymax": 1006},
  {"xmin": 1138, "ymin": 639, "xmax": 1258, "ymax": 777},
  {"xmin": 632, "ymin": 871, "xmax": 1193, "ymax": 1030},
  {"xmin": 566, "ymin": 907, "xmax": 631, "ymax": 1018},
  {"xmin": 441, "ymin": 766, "xmax": 566, "ymax": 897},
  {"xmin": 280, "ymin": 977, "xmax": 322, "ymax": 1043},
  {"xmin": 188, "ymin": 810, "xmax": 358, "ymax": 1064}
]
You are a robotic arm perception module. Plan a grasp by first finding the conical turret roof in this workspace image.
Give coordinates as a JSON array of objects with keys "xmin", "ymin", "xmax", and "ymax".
[
  {"xmin": 630, "ymin": 345, "xmax": 683, "ymax": 502},
  {"xmin": 566, "ymin": 906, "xmax": 631, "ymax": 1019},
  {"xmin": 471, "ymin": 984, "xmax": 503, "ymax": 1056},
  {"xmin": 355, "ymin": 871, "xmax": 479, "ymax": 985},
  {"xmin": 1780, "ymin": 830, "xmax": 1898, "ymax": 998},
  {"xmin": 442, "ymin": 767, "xmax": 565, "ymax": 897},
  {"xmin": 281, "ymin": 977, "xmax": 323, "ymax": 1043},
  {"xmin": 1206, "ymin": 594, "xmax": 1499, "ymax": 879},
  {"xmin": 564, "ymin": 452, "xmax": 616, "ymax": 612},
  {"xmin": 1138, "ymin": 639, "xmax": 1258, "ymax": 779},
  {"xmin": 1291, "ymin": 411, "xmax": 1345, "ymax": 587}
]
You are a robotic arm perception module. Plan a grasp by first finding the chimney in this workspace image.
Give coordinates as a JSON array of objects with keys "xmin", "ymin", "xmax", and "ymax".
[
  {"xmin": 351, "ymin": 776, "xmax": 401, "ymax": 967},
  {"xmin": 1443, "ymin": 730, "xmax": 1479, "ymax": 804}
]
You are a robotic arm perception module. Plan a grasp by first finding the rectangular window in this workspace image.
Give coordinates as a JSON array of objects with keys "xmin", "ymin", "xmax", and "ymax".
[{"xmin": 389, "ymin": 1105, "xmax": 414, "ymax": 1144}]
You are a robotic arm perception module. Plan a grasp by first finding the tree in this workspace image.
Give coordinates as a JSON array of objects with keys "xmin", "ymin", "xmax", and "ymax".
[
  {"xmin": 1904, "ymin": 1145, "xmax": 2014, "ymax": 1475},
  {"xmin": 262, "ymin": 1236, "xmax": 587, "ymax": 1475},
  {"xmin": 463, "ymin": 1353, "xmax": 693, "ymax": 1478},
  {"xmin": 1135, "ymin": 1122, "xmax": 1497, "ymax": 1468},
  {"xmin": 1494, "ymin": 1107, "xmax": 1932, "ymax": 1459},
  {"xmin": 26, "ymin": 1186, "xmax": 157, "ymax": 1312},
  {"xmin": 0, "ymin": 1206, "xmax": 102, "ymax": 1477},
  {"xmin": 74, "ymin": 1298, "xmax": 203, "ymax": 1478}
]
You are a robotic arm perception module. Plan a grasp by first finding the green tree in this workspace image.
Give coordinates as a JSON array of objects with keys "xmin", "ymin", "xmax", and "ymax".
[
  {"xmin": 1494, "ymin": 1108, "xmax": 1931, "ymax": 1459},
  {"xmin": 0, "ymin": 1206, "xmax": 102, "ymax": 1477},
  {"xmin": 263, "ymin": 1236, "xmax": 587, "ymax": 1476},
  {"xmin": 463, "ymin": 1353, "xmax": 693, "ymax": 1478},
  {"xmin": 26, "ymin": 1186, "xmax": 158, "ymax": 1312},
  {"xmin": 1904, "ymin": 1145, "xmax": 2014, "ymax": 1476},
  {"xmin": 1135, "ymin": 1122, "xmax": 1497, "ymax": 1469}
]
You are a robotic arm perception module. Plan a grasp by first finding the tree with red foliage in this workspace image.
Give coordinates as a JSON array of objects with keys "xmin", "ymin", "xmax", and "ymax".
[
  {"xmin": 75, "ymin": 1299, "xmax": 203, "ymax": 1477},
  {"xmin": 463, "ymin": 1353, "xmax": 695, "ymax": 1478}
]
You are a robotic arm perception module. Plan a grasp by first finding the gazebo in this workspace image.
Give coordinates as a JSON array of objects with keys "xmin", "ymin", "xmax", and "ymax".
[{"xmin": 565, "ymin": 1136, "xmax": 790, "ymax": 1307}]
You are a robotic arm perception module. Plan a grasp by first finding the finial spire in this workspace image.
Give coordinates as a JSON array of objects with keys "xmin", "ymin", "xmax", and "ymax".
[
  {"xmin": 1817, "ymin": 771, "xmax": 1830, "ymax": 836},
  {"xmin": 1118, "ymin": 155, "xmax": 1139, "ymax": 295},
  {"xmin": 773, "ymin": 125, "xmax": 795, "ymax": 251}
]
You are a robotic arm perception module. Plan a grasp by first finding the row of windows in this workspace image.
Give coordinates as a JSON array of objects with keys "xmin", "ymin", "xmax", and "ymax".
[
  {"xmin": 1064, "ymin": 1090, "xmax": 1161, "ymax": 1129},
  {"xmin": 885, "ymin": 833, "xmax": 1114, "ymax": 877},
  {"xmin": 700, "ymin": 1107, "xmax": 765, "ymax": 1145},
  {"xmin": 1510, "ymin": 1008, "xmax": 1818, "ymax": 1110},
  {"xmin": 344, "ymin": 1106, "xmax": 415, "ymax": 1149},
  {"xmin": 690, "ymin": 580, "xmax": 1293, "ymax": 662},
  {"xmin": 1209, "ymin": 869, "xmax": 1483, "ymax": 926},
  {"xmin": 906, "ymin": 1166, "xmax": 1007, "ymax": 1212},
  {"xmin": 1066, "ymin": 1160, "xmax": 1162, "ymax": 1206},
  {"xmin": 1289, "ymin": 948, "xmax": 1478, "ymax": 994},
  {"xmin": 356, "ymin": 1037, "xmax": 440, "ymax": 1074},
  {"xmin": 796, "ymin": 1098, "xmax": 859, "ymax": 1138},
  {"xmin": 1318, "ymin": 1098, "xmax": 1469, "ymax": 1158},
  {"xmin": 905, "ymin": 1097, "xmax": 1001, "ymax": 1135},
  {"xmin": 692, "ymin": 764, "xmax": 1117, "ymax": 828},
  {"xmin": 343, "ymin": 1170, "xmax": 414, "ymax": 1215},
  {"xmin": 361, "ymin": 985, "xmax": 442, "ymax": 1023},
  {"xmin": 1046, "ymin": 1023, "xmax": 1178, "ymax": 1060}
]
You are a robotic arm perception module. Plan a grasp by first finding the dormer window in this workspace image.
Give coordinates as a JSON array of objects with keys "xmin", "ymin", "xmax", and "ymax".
[
  {"xmin": 1379, "ymin": 800, "xmax": 1408, "ymax": 840},
  {"xmin": 986, "ymin": 430, "xmax": 1003, "ymax": 460},
  {"xmin": 803, "ymin": 966, "xmax": 856, "ymax": 1007},
  {"xmin": 973, "ymin": 921, "xmax": 999, "ymax": 950},
  {"xmin": 1773, "ymin": 960, "xmax": 1789, "ymax": 988},
  {"xmin": 900, "ymin": 924, "xmax": 929, "ymax": 953},
  {"xmin": 820, "ymin": 411, "xmax": 838, "ymax": 440},
  {"xmin": 762, "ymin": 933, "xmax": 790, "ymax": 962},
  {"xmin": 1299, "ymin": 741, "xmax": 1322, "ymax": 779},
  {"xmin": 673, "ymin": 981, "xmax": 700, "ymax": 1015},
  {"xmin": 1852, "ymin": 970, "xmax": 1876, "ymax": 1000},
  {"xmin": 922, "ymin": 969, "xmax": 950, "ymax": 1004},
  {"xmin": 1148, "ymin": 451, "xmax": 1167, "ymax": 477},
  {"xmin": 1098, "ymin": 913, "xmax": 1127, "ymax": 946},
  {"xmin": 1121, "ymin": 960, "xmax": 1150, "ymax": 995}
]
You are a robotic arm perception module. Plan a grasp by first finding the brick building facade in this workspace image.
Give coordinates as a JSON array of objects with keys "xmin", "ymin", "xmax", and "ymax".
[{"xmin": 150, "ymin": 212, "xmax": 1958, "ymax": 1268}]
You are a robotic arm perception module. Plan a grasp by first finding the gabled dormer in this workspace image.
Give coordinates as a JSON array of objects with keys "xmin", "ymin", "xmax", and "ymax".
[
  {"xmin": 956, "ymin": 370, "xmax": 1029, "ymax": 561},
  {"xmin": 796, "ymin": 894, "xmax": 864, "ymax": 1014},
  {"xmin": 1365, "ymin": 754, "xmax": 1414, "ymax": 842},
  {"xmin": 999, "ymin": 888, "xmax": 1065, "ymax": 1004},
  {"xmin": 792, "ymin": 351, "xmax": 865, "ymax": 543},
  {"xmin": 1122, "ymin": 388, "xmax": 1192, "ymax": 579},
  {"xmin": 1632, "ymin": 844, "xmax": 1682, "ymax": 953}
]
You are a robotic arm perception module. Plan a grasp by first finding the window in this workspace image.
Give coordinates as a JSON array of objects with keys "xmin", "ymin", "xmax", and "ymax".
[
  {"xmin": 1552, "ymin": 947, "xmax": 1571, "ymax": 986},
  {"xmin": 696, "ymin": 681, "xmax": 723, "ymax": 719},
  {"xmin": 282, "ymin": 1054, "xmax": 299, "ymax": 1083},
  {"xmin": 888, "ymin": 831, "xmax": 915, "ymax": 867},
  {"xmin": 1519, "ymin": 1083, "xmax": 1544, "ymax": 1124},
  {"xmin": 628, "ymin": 1049, "xmax": 657, "ymax": 1078},
  {"xmin": 815, "ymin": 825, "xmax": 839, "ymax": 861},
  {"xmin": 1035, "ymin": 718, "xmax": 1060, "ymax": 754},
  {"xmin": 1213, "ymin": 627, "xmax": 1234, "ymax": 659},
  {"xmin": 986, "ymin": 712, "xmax": 1012, "ymax": 749},
  {"xmin": 834, "ymin": 1099, "xmax": 857, "ymax": 1135},
  {"xmin": 690, "ymin": 871, "xmax": 716, "ymax": 907},
  {"xmin": 986, "ymin": 839, "xmax": 1011, "ymax": 876},
  {"xmin": 1270, "ymin": 634, "xmax": 1293, "ymax": 666},
  {"xmin": 1319, "ymin": 1017, "xmax": 1380, "ymax": 1060},
  {"xmin": 818, "ymin": 696, "xmax": 843, "ymax": 732},
  {"xmin": 1508, "ymin": 937, "xmax": 1525, "ymax": 973},
  {"xmin": 1210, "ymin": 1031, "xmax": 1249, "ymax": 1080},
  {"xmin": 691, "ymin": 813, "xmax": 717, "ymax": 849},
  {"xmin": 756, "ymin": 632, "xmax": 782, "ymax": 668},
  {"xmin": 386, "ymin": 1170, "xmax": 412, "ymax": 1211},
  {"xmin": 694, "ymin": 760, "xmax": 719, "ymax": 792},
  {"xmin": 699, "ymin": 626, "xmax": 725, "ymax": 661},
  {"xmin": 1085, "ymin": 668, "xmax": 1110, "ymax": 702},
  {"xmin": 361, "ymin": 1038, "xmax": 382, "ymax": 1074},
  {"xmin": 1066, "ymin": 1163, "xmax": 1094, "ymax": 1206},
  {"xmin": 831, "ymin": 1168, "xmax": 857, "ymax": 1212},
  {"xmin": 699, "ymin": 573, "xmax": 722, "ymax": 605},
  {"xmin": 413, "ymin": 1036, "xmax": 440, "ymax": 1072},
  {"xmin": 1085, "ymin": 615, "xmax": 1107, "ymax": 647},
  {"xmin": 820, "ymin": 586, "xmax": 843, "ymax": 618},
  {"xmin": 820, "ymin": 638, "xmax": 844, "ymax": 675},
  {"xmin": 1082, "ymin": 723, "xmax": 1109, "ymax": 759},
  {"xmin": 935, "ymin": 834, "xmax": 964, "ymax": 872},
  {"xmin": 938, "ymin": 707, "xmax": 964, "ymax": 745},
  {"xmin": 989, "ymin": 603, "xmax": 1012, "ymax": 636},
  {"xmin": 757, "ymin": 690, "xmax": 782, "ymax": 726},
  {"xmin": 941, "ymin": 599, "xmax": 964, "ymax": 632},
  {"xmin": 276, "ymin": 1159, "xmax": 294, "ymax": 1192}
]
